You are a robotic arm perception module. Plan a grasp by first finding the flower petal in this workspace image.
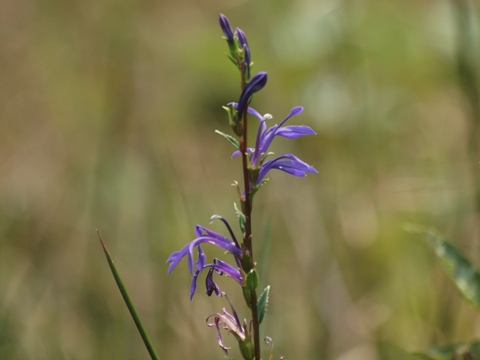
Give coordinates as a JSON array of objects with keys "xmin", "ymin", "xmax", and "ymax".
[
  {"xmin": 275, "ymin": 125, "xmax": 316, "ymax": 139},
  {"xmin": 246, "ymin": 106, "xmax": 263, "ymax": 120},
  {"xmin": 258, "ymin": 154, "xmax": 318, "ymax": 184},
  {"xmin": 208, "ymin": 259, "xmax": 244, "ymax": 285},
  {"xmin": 255, "ymin": 106, "xmax": 304, "ymax": 158},
  {"xmin": 190, "ymin": 270, "xmax": 200, "ymax": 300},
  {"xmin": 166, "ymin": 234, "xmax": 240, "ymax": 275}
]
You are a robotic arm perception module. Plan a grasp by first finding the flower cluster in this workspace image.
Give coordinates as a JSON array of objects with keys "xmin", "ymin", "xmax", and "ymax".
[
  {"xmin": 232, "ymin": 105, "xmax": 318, "ymax": 189},
  {"xmin": 219, "ymin": 14, "xmax": 251, "ymax": 78},
  {"xmin": 167, "ymin": 13, "xmax": 317, "ymax": 359}
]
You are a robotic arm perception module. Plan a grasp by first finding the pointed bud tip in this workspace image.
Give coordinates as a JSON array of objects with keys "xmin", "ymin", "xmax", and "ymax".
[{"xmin": 219, "ymin": 14, "xmax": 234, "ymax": 42}]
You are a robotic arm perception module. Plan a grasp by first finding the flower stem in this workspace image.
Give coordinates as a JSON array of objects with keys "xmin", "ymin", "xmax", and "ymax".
[
  {"xmin": 239, "ymin": 67, "xmax": 261, "ymax": 360},
  {"xmin": 97, "ymin": 231, "xmax": 160, "ymax": 360}
]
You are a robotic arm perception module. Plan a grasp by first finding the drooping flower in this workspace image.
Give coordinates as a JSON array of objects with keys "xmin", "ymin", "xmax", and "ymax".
[
  {"xmin": 206, "ymin": 294, "xmax": 253, "ymax": 358},
  {"xmin": 207, "ymin": 308, "xmax": 246, "ymax": 354},
  {"xmin": 166, "ymin": 217, "xmax": 244, "ymax": 299},
  {"xmin": 232, "ymin": 106, "xmax": 318, "ymax": 186}
]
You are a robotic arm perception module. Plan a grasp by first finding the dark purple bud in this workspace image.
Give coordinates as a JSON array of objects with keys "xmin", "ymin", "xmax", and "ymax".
[
  {"xmin": 219, "ymin": 14, "xmax": 234, "ymax": 42},
  {"xmin": 236, "ymin": 28, "xmax": 251, "ymax": 67},
  {"xmin": 236, "ymin": 72, "xmax": 268, "ymax": 121},
  {"xmin": 206, "ymin": 268, "xmax": 222, "ymax": 296}
]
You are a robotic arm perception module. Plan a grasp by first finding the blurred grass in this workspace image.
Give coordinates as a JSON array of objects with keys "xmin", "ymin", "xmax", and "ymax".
[{"xmin": 1, "ymin": 0, "xmax": 480, "ymax": 359}]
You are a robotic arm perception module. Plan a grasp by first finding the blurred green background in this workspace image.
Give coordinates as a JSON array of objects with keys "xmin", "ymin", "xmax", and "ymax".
[{"xmin": 1, "ymin": 0, "xmax": 480, "ymax": 359}]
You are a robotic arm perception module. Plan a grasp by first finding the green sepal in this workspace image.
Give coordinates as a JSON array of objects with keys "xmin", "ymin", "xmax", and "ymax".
[
  {"xmin": 238, "ymin": 338, "xmax": 255, "ymax": 360},
  {"xmin": 257, "ymin": 285, "xmax": 270, "ymax": 324},
  {"xmin": 405, "ymin": 224, "xmax": 480, "ymax": 310},
  {"xmin": 215, "ymin": 130, "xmax": 240, "ymax": 149},
  {"xmin": 246, "ymin": 269, "xmax": 259, "ymax": 291},
  {"xmin": 222, "ymin": 105, "xmax": 235, "ymax": 128},
  {"xmin": 248, "ymin": 168, "xmax": 260, "ymax": 189},
  {"xmin": 412, "ymin": 341, "xmax": 480, "ymax": 359},
  {"xmin": 234, "ymin": 202, "xmax": 246, "ymax": 235},
  {"xmin": 226, "ymin": 41, "xmax": 241, "ymax": 64}
]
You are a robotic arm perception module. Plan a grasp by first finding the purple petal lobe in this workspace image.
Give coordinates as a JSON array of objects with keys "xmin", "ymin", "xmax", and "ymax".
[
  {"xmin": 258, "ymin": 154, "xmax": 318, "ymax": 184},
  {"xmin": 275, "ymin": 125, "xmax": 316, "ymax": 139}
]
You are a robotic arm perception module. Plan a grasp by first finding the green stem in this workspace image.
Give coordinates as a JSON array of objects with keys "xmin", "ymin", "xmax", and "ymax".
[
  {"xmin": 97, "ymin": 231, "xmax": 160, "ymax": 360},
  {"xmin": 239, "ymin": 64, "xmax": 261, "ymax": 360}
]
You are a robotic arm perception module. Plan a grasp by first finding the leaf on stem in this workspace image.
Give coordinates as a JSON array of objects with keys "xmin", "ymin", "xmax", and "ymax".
[
  {"xmin": 412, "ymin": 341, "xmax": 480, "ymax": 359},
  {"xmin": 405, "ymin": 224, "xmax": 480, "ymax": 310},
  {"xmin": 215, "ymin": 130, "xmax": 240, "ymax": 149},
  {"xmin": 257, "ymin": 285, "xmax": 270, "ymax": 324},
  {"xmin": 246, "ymin": 269, "xmax": 259, "ymax": 291},
  {"xmin": 234, "ymin": 203, "xmax": 246, "ymax": 235}
]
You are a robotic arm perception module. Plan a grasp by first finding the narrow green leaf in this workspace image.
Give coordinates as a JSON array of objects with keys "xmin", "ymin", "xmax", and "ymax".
[
  {"xmin": 215, "ymin": 130, "xmax": 240, "ymax": 149},
  {"xmin": 246, "ymin": 269, "xmax": 259, "ymax": 291},
  {"xmin": 407, "ymin": 225, "xmax": 480, "ymax": 310},
  {"xmin": 234, "ymin": 203, "xmax": 246, "ymax": 234},
  {"xmin": 257, "ymin": 285, "xmax": 270, "ymax": 324},
  {"xmin": 97, "ymin": 231, "xmax": 160, "ymax": 360},
  {"xmin": 412, "ymin": 341, "xmax": 480, "ymax": 359}
]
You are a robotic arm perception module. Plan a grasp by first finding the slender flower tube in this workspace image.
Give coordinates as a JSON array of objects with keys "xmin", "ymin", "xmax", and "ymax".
[{"xmin": 235, "ymin": 72, "xmax": 268, "ymax": 123}]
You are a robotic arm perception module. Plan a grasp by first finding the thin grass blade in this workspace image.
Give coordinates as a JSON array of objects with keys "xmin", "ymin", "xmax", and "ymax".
[{"xmin": 97, "ymin": 231, "xmax": 160, "ymax": 360}]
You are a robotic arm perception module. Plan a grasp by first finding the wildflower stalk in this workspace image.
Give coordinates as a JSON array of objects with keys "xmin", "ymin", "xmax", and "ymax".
[
  {"xmin": 167, "ymin": 14, "xmax": 317, "ymax": 359},
  {"xmin": 239, "ymin": 58, "xmax": 262, "ymax": 360},
  {"xmin": 242, "ymin": 109, "xmax": 261, "ymax": 360},
  {"xmin": 97, "ymin": 231, "xmax": 160, "ymax": 360}
]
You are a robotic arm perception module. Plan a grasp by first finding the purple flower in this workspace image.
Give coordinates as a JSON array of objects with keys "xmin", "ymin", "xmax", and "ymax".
[
  {"xmin": 166, "ymin": 217, "xmax": 244, "ymax": 299},
  {"xmin": 233, "ymin": 106, "xmax": 318, "ymax": 185},
  {"xmin": 219, "ymin": 14, "xmax": 234, "ymax": 42},
  {"xmin": 236, "ymin": 72, "xmax": 268, "ymax": 123}
]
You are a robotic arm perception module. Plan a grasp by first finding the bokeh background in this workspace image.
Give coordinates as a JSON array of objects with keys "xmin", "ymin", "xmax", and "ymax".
[{"xmin": 1, "ymin": 0, "xmax": 480, "ymax": 359}]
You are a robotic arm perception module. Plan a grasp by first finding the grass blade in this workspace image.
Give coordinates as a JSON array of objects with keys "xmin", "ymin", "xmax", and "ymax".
[{"xmin": 97, "ymin": 231, "xmax": 160, "ymax": 360}]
